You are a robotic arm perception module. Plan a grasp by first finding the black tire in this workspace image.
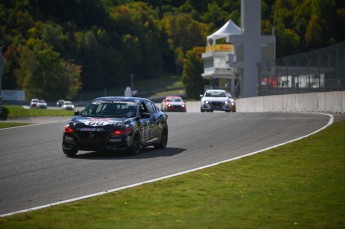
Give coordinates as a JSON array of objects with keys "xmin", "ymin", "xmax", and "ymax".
[
  {"xmin": 62, "ymin": 144, "xmax": 78, "ymax": 157},
  {"xmin": 155, "ymin": 128, "xmax": 168, "ymax": 149},
  {"xmin": 128, "ymin": 133, "xmax": 141, "ymax": 155},
  {"xmin": 201, "ymin": 107, "xmax": 205, "ymax": 112}
]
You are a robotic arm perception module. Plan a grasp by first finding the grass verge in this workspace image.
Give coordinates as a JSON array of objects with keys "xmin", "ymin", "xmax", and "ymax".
[
  {"xmin": 1, "ymin": 121, "xmax": 344, "ymax": 228},
  {"xmin": 75, "ymin": 74, "xmax": 183, "ymax": 101},
  {"xmin": 0, "ymin": 122, "xmax": 32, "ymax": 129},
  {"xmin": 0, "ymin": 106, "xmax": 74, "ymax": 119}
]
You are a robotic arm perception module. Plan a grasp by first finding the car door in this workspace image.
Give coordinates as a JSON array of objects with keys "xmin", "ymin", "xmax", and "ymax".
[
  {"xmin": 144, "ymin": 100, "xmax": 161, "ymax": 142},
  {"xmin": 139, "ymin": 102, "xmax": 151, "ymax": 143}
]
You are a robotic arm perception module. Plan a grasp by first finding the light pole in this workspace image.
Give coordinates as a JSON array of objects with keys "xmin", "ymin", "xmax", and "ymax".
[
  {"xmin": 0, "ymin": 46, "xmax": 3, "ymax": 111},
  {"xmin": 0, "ymin": 46, "xmax": 3, "ymax": 96},
  {"xmin": 130, "ymin": 74, "xmax": 134, "ymax": 92}
]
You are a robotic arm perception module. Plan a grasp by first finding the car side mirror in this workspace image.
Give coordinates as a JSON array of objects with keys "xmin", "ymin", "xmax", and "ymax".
[
  {"xmin": 74, "ymin": 111, "xmax": 80, "ymax": 116},
  {"xmin": 200, "ymin": 95, "xmax": 204, "ymax": 98}
]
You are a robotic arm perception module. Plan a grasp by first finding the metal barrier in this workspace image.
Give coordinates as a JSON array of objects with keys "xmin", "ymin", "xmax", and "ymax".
[{"xmin": 257, "ymin": 41, "xmax": 345, "ymax": 96}]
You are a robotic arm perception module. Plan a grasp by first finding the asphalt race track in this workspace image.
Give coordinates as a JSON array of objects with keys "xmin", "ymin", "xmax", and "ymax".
[{"xmin": 0, "ymin": 112, "xmax": 331, "ymax": 215}]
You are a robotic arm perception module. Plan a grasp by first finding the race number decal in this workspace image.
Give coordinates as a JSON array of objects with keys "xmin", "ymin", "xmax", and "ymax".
[
  {"xmin": 87, "ymin": 121, "xmax": 106, "ymax": 126},
  {"xmin": 79, "ymin": 118, "xmax": 118, "ymax": 126}
]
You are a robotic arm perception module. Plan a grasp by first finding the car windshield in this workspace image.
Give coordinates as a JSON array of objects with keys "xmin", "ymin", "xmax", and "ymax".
[
  {"xmin": 167, "ymin": 97, "xmax": 182, "ymax": 102},
  {"xmin": 81, "ymin": 100, "xmax": 138, "ymax": 118},
  {"xmin": 64, "ymin": 101, "xmax": 73, "ymax": 105},
  {"xmin": 205, "ymin": 91, "xmax": 227, "ymax": 97}
]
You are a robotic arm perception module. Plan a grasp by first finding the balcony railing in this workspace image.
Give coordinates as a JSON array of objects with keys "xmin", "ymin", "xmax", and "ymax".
[
  {"xmin": 205, "ymin": 44, "xmax": 234, "ymax": 52},
  {"xmin": 203, "ymin": 67, "xmax": 235, "ymax": 74}
]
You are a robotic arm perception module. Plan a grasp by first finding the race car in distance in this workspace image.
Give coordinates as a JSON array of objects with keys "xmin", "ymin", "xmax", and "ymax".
[
  {"xmin": 200, "ymin": 89, "xmax": 236, "ymax": 112},
  {"xmin": 30, "ymin": 98, "xmax": 39, "ymax": 108},
  {"xmin": 61, "ymin": 101, "xmax": 75, "ymax": 110},
  {"xmin": 161, "ymin": 96, "xmax": 186, "ymax": 112},
  {"xmin": 36, "ymin": 99, "xmax": 47, "ymax": 109},
  {"xmin": 62, "ymin": 97, "xmax": 168, "ymax": 157}
]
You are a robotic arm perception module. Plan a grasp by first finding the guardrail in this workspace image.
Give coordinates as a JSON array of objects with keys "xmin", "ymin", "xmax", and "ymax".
[
  {"xmin": 181, "ymin": 91, "xmax": 344, "ymax": 113},
  {"xmin": 236, "ymin": 91, "xmax": 345, "ymax": 113},
  {"xmin": 2, "ymin": 92, "xmax": 343, "ymax": 113}
]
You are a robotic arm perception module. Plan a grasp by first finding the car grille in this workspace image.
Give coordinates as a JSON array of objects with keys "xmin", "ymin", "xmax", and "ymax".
[
  {"xmin": 210, "ymin": 101, "xmax": 224, "ymax": 107},
  {"xmin": 173, "ymin": 105, "xmax": 181, "ymax": 108},
  {"xmin": 77, "ymin": 131, "xmax": 108, "ymax": 146}
]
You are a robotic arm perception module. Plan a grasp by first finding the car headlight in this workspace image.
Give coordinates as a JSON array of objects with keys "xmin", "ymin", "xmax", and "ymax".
[
  {"xmin": 64, "ymin": 124, "xmax": 75, "ymax": 133},
  {"xmin": 204, "ymin": 100, "xmax": 209, "ymax": 104},
  {"xmin": 112, "ymin": 127, "xmax": 132, "ymax": 135}
]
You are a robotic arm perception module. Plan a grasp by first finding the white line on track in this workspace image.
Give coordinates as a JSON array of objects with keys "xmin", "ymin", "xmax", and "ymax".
[{"xmin": 0, "ymin": 113, "xmax": 334, "ymax": 217}]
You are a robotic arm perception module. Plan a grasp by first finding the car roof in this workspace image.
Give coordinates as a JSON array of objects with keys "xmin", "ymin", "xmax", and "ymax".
[
  {"xmin": 205, "ymin": 89, "xmax": 226, "ymax": 92},
  {"xmin": 93, "ymin": 96, "xmax": 148, "ymax": 102},
  {"xmin": 166, "ymin": 95, "xmax": 182, "ymax": 98}
]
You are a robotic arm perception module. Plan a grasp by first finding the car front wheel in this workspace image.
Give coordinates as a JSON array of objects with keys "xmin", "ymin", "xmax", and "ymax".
[
  {"xmin": 62, "ymin": 144, "xmax": 78, "ymax": 157},
  {"xmin": 155, "ymin": 128, "xmax": 168, "ymax": 149},
  {"xmin": 128, "ymin": 133, "xmax": 141, "ymax": 155}
]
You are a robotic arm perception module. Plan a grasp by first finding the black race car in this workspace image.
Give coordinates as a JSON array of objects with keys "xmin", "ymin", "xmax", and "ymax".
[{"xmin": 62, "ymin": 97, "xmax": 168, "ymax": 157}]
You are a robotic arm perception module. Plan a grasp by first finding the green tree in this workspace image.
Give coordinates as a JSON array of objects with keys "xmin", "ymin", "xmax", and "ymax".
[
  {"xmin": 15, "ymin": 40, "xmax": 81, "ymax": 100},
  {"xmin": 61, "ymin": 61, "xmax": 82, "ymax": 99},
  {"xmin": 161, "ymin": 13, "xmax": 209, "ymax": 74},
  {"xmin": 109, "ymin": 2, "xmax": 163, "ymax": 81},
  {"xmin": 201, "ymin": 2, "xmax": 229, "ymax": 28},
  {"xmin": 273, "ymin": 0, "xmax": 305, "ymax": 57},
  {"xmin": 305, "ymin": 15, "xmax": 322, "ymax": 49},
  {"xmin": 182, "ymin": 47, "xmax": 205, "ymax": 99},
  {"xmin": 74, "ymin": 30, "xmax": 121, "ymax": 91},
  {"xmin": 307, "ymin": 0, "xmax": 344, "ymax": 47},
  {"xmin": 2, "ymin": 0, "xmax": 345, "ymax": 98}
]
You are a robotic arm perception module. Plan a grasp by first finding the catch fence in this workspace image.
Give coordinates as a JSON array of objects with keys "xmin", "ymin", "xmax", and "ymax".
[{"xmin": 257, "ymin": 41, "xmax": 345, "ymax": 96}]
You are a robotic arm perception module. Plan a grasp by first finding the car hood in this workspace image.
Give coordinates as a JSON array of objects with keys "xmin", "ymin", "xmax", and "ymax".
[
  {"xmin": 71, "ymin": 116, "xmax": 128, "ymax": 128},
  {"xmin": 167, "ymin": 101, "xmax": 185, "ymax": 105},
  {"xmin": 202, "ymin": 97, "xmax": 229, "ymax": 102}
]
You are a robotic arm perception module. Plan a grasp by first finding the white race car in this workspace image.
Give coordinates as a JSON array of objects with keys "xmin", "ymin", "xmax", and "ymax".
[{"xmin": 200, "ymin": 89, "xmax": 236, "ymax": 112}]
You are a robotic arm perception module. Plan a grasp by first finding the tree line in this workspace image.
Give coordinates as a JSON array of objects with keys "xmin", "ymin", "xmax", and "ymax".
[{"xmin": 1, "ymin": 0, "xmax": 344, "ymax": 100}]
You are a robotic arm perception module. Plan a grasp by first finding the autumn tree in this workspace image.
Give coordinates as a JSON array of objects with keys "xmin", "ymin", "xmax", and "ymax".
[
  {"xmin": 1, "ymin": 0, "xmax": 344, "ymax": 100},
  {"xmin": 109, "ymin": 2, "xmax": 163, "ymax": 81},
  {"xmin": 15, "ymin": 39, "xmax": 81, "ymax": 100},
  {"xmin": 182, "ymin": 47, "xmax": 205, "ymax": 99},
  {"xmin": 160, "ymin": 13, "xmax": 209, "ymax": 74}
]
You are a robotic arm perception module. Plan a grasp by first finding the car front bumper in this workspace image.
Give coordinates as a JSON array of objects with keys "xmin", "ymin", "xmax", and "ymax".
[
  {"xmin": 63, "ymin": 132, "xmax": 134, "ymax": 151},
  {"xmin": 202, "ymin": 101, "xmax": 234, "ymax": 111}
]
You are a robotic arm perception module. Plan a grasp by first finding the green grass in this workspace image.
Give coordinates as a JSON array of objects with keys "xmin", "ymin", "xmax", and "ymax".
[
  {"xmin": 75, "ymin": 74, "xmax": 183, "ymax": 101},
  {"xmin": 0, "ymin": 122, "xmax": 32, "ymax": 129},
  {"xmin": 0, "ymin": 106, "xmax": 74, "ymax": 119},
  {"xmin": 1, "ymin": 121, "xmax": 345, "ymax": 228}
]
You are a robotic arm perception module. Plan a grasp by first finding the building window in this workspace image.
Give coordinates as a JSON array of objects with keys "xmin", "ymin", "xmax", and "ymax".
[{"xmin": 204, "ymin": 58, "xmax": 213, "ymax": 69}]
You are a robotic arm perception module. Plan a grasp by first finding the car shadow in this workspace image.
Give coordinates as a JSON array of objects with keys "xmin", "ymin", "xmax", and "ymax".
[{"xmin": 72, "ymin": 147, "xmax": 186, "ymax": 160}]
